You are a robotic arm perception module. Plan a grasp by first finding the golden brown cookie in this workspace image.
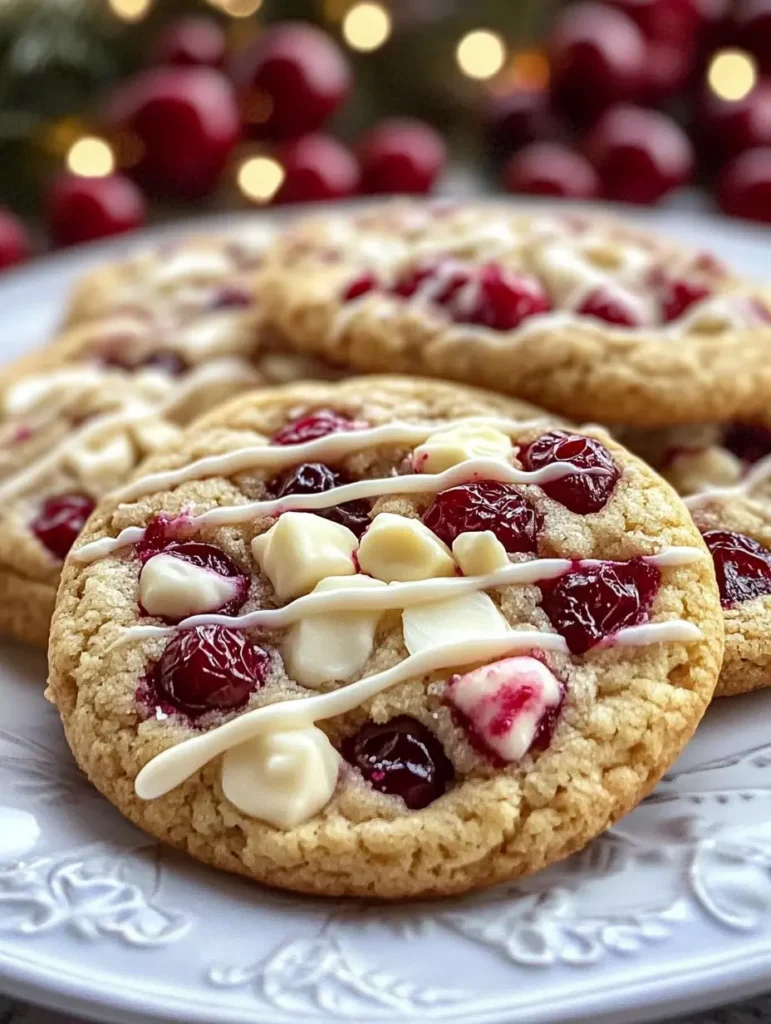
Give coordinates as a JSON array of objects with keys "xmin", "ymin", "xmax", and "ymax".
[
  {"xmin": 259, "ymin": 201, "xmax": 771, "ymax": 426},
  {"xmin": 48, "ymin": 375, "xmax": 722, "ymax": 899}
]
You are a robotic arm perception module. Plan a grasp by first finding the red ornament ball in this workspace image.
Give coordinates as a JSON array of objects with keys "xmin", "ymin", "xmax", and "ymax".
[
  {"xmin": 358, "ymin": 118, "xmax": 446, "ymax": 195},
  {"xmin": 549, "ymin": 2, "xmax": 646, "ymax": 123},
  {"xmin": 585, "ymin": 104, "xmax": 694, "ymax": 203},
  {"xmin": 230, "ymin": 22, "xmax": 351, "ymax": 140},
  {"xmin": 504, "ymin": 142, "xmax": 600, "ymax": 198},
  {"xmin": 274, "ymin": 134, "xmax": 359, "ymax": 204},
  {"xmin": 607, "ymin": 0, "xmax": 701, "ymax": 99},
  {"xmin": 151, "ymin": 17, "xmax": 227, "ymax": 68},
  {"xmin": 0, "ymin": 209, "xmax": 30, "ymax": 271},
  {"xmin": 697, "ymin": 79, "xmax": 771, "ymax": 160},
  {"xmin": 718, "ymin": 146, "xmax": 771, "ymax": 221},
  {"xmin": 106, "ymin": 67, "xmax": 240, "ymax": 199},
  {"xmin": 734, "ymin": 0, "xmax": 771, "ymax": 73},
  {"xmin": 46, "ymin": 173, "xmax": 147, "ymax": 247},
  {"xmin": 483, "ymin": 89, "xmax": 560, "ymax": 161}
]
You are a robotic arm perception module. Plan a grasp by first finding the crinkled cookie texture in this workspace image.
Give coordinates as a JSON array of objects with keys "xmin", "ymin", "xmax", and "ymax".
[
  {"xmin": 259, "ymin": 201, "xmax": 771, "ymax": 426},
  {"xmin": 48, "ymin": 376, "xmax": 722, "ymax": 899},
  {"xmin": 621, "ymin": 419, "xmax": 771, "ymax": 697},
  {"xmin": 0, "ymin": 230, "xmax": 336, "ymax": 647}
]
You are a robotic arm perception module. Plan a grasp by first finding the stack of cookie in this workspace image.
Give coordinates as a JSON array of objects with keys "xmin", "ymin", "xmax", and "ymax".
[{"xmin": 4, "ymin": 199, "xmax": 767, "ymax": 899}]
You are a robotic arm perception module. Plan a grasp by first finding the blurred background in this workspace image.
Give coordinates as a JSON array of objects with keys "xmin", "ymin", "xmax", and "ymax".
[{"xmin": 0, "ymin": 0, "xmax": 768, "ymax": 267}]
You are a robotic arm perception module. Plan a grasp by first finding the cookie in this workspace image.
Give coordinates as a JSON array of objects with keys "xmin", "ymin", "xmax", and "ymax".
[
  {"xmin": 259, "ymin": 201, "xmax": 771, "ymax": 426},
  {"xmin": 620, "ymin": 419, "xmax": 771, "ymax": 696},
  {"xmin": 47, "ymin": 375, "xmax": 722, "ymax": 899}
]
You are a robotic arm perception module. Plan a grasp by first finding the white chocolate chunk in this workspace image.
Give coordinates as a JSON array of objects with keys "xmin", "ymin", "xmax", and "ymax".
[
  {"xmin": 284, "ymin": 575, "xmax": 387, "ymax": 687},
  {"xmin": 65, "ymin": 432, "xmax": 135, "ymax": 490},
  {"xmin": 220, "ymin": 726, "xmax": 339, "ymax": 829},
  {"xmin": 357, "ymin": 512, "xmax": 455, "ymax": 583},
  {"xmin": 447, "ymin": 656, "xmax": 562, "ymax": 763},
  {"xmin": 251, "ymin": 511, "xmax": 357, "ymax": 600},
  {"xmin": 139, "ymin": 553, "xmax": 242, "ymax": 620},
  {"xmin": 452, "ymin": 531, "xmax": 509, "ymax": 576},
  {"xmin": 4, "ymin": 367, "xmax": 104, "ymax": 417},
  {"xmin": 413, "ymin": 423, "xmax": 513, "ymax": 474},
  {"xmin": 402, "ymin": 591, "xmax": 510, "ymax": 656},
  {"xmin": 131, "ymin": 417, "xmax": 182, "ymax": 453}
]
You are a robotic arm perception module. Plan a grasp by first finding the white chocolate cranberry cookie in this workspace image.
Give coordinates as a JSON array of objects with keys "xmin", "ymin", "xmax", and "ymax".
[
  {"xmin": 47, "ymin": 376, "xmax": 723, "ymax": 899},
  {"xmin": 621, "ymin": 419, "xmax": 771, "ymax": 696},
  {"xmin": 259, "ymin": 201, "xmax": 771, "ymax": 426}
]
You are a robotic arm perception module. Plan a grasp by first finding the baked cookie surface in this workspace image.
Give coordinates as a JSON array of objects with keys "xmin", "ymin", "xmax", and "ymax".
[
  {"xmin": 48, "ymin": 376, "xmax": 723, "ymax": 899},
  {"xmin": 259, "ymin": 201, "xmax": 771, "ymax": 426},
  {"xmin": 621, "ymin": 419, "xmax": 771, "ymax": 696}
]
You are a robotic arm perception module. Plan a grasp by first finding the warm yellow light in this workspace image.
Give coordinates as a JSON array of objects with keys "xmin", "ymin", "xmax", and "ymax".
[
  {"xmin": 215, "ymin": 0, "xmax": 263, "ymax": 17},
  {"xmin": 108, "ymin": 0, "xmax": 152, "ymax": 22},
  {"xmin": 456, "ymin": 30, "xmax": 506, "ymax": 81},
  {"xmin": 66, "ymin": 137, "xmax": 115, "ymax": 178},
  {"xmin": 342, "ymin": 3, "xmax": 392, "ymax": 52},
  {"xmin": 708, "ymin": 49, "xmax": 758, "ymax": 102},
  {"xmin": 237, "ymin": 156, "xmax": 284, "ymax": 203}
]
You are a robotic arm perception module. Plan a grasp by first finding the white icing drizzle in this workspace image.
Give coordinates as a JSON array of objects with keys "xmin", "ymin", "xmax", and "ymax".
[
  {"xmin": 606, "ymin": 621, "xmax": 702, "ymax": 646},
  {"xmin": 684, "ymin": 452, "xmax": 771, "ymax": 509}
]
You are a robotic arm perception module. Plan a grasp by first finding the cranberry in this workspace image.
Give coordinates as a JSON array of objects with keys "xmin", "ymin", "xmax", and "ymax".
[
  {"xmin": 146, "ymin": 625, "xmax": 268, "ymax": 717},
  {"xmin": 484, "ymin": 89, "xmax": 561, "ymax": 162},
  {"xmin": 135, "ymin": 513, "xmax": 191, "ymax": 560},
  {"xmin": 734, "ymin": 0, "xmax": 771, "ymax": 73},
  {"xmin": 341, "ymin": 716, "xmax": 454, "ymax": 809},
  {"xmin": 540, "ymin": 558, "xmax": 661, "ymax": 654},
  {"xmin": 521, "ymin": 431, "xmax": 620, "ymax": 515},
  {"xmin": 657, "ymin": 278, "xmax": 711, "ymax": 322},
  {"xmin": 271, "ymin": 409, "xmax": 364, "ymax": 446},
  {"xmin": 271, "ymin": 462, "xmax": 371, "ymax": 537},
  {"xmin": 101, "ymin": 349, "xmax": 187, "ymax": 376},
  {"xmin": 31, "ymin": 493, "xmax": 95, "ymax": 559},
  {"xmin": 585, "ymin": 105, "xmax": 694, "ymax": 205},
  {"xmin": 697, "ymin": 80, "xmax": 771, "ymax": 162},
  {"xmin": 392, "ymin": 260, "xmax": 469, "ymax": 302},
  {"xmin": 140, "ymin": 542, "xmax": 249, "ymax": 620},
  {"xmin": 608, "ymin": 0, "xmax": 701, "ymax": 101},
  {"xmin": 504, "ymin": 142, "xmax": 600, "ymax": 199},
  {"xmin": 151, "ymin": 17, "xmax": 226, "ymax": 69},
  {"xmin": 717, "ymin": 148, "xmax": 771, "ymax": 224},
  {"xmin": 422, "ymin": 481, "xmax": 541, "ymax": 555},
  {"xmin": 577, "ymin": 287, "xmax": 642, "ymax": 327},
  {"xmin": 0, "ymin": 209, "xmax": 30, "ymax": 271},
  {"xmin": 274, "ymin": 135, "xmax": 360, "ymax": 204},
  {"xmin": 549, "ymin": 3, "xmax": 647, "ymax": 123},
  {"xmin": 457, "ymin": 265, "xmax": 551, "ymax": 331},
  {"xmin": 702, "ymin": 529, "xmax": 771, "ymax": 607},
  {"xmin": 211, "ymin": 286, "xmax": 252, "ymax": 309},
  {"xmin": 722, "ymin": 421, "xmax": 771, "ymax": 464},
  {"xmin": 46, "ymin": 174, "xmax": 147, "ymax": 247},
  {"xmin": 342, "ymin": 272, "xmax": 379, "ymax": 301},
  {"xmin": 358, "ymin": 118, "xmax": 446, "ymax": 195}
]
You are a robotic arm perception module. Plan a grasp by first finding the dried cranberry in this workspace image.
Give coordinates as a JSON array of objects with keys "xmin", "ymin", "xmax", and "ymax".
[
  {"xmin": 271, "ymin": 409, "xmax": 364, "ymax": 446},
  {"xmin": 392, "ymin": 260, "xmax": 469, "ymax": 301},
  {"xmin": 342, "ymin": 272, "xmax": 379, "ymax": 301},
  {"xmin": 722, "ymin": 422, "xmax": 771, "ymax": 465},
  {"xmin": 271, "ymin": 462, "xmax": 371, "ymax": 537},
  {"xmin": 422, "ymin": 481, "xmax": 541, "ymax": 554},
  {"xmin": 539, "ymin": 558, "xmax": 661, "ymax": 655},
  {"xmin": 577, "ymin": 287, "xmax": 641, "ymax": 326},
  {"xmin": 31, "ymin": 493, "xmax": 95, "ymax": 560},
  {"xmin": 657, "ymin": 278, "xmax": 711, "ymax": 323},
  {"xmin": 140, "ymin": 351, "xmax": 188, "ymax": 376},
  {"xmin": 135, "ymin": 513, "xmax": 191, "ymax": 561},
  {"xmin": 210, "ymin": 285, "xmax": 252, "ymax": 309},
  {"xmin": 520, "ymin": 431, "xmax": 620, "ymax": 515},
  {"xmin": 702, "ymin": 529, "xmax": 771, "ymax": 608},
  {"xmin": 145, "ymin": 625, "xmax": 268, "ymax": 717},
  {"xmin": 341, "ymin": 716, "xmax": 454, "ymax": 809},
  {"xmin": 457, "ymin": 265, "xmax": 551, "ymax": 331}
]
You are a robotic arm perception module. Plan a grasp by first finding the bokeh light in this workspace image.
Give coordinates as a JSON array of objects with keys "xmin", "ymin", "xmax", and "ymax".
[
  {"xmin": 342, "ymin": 3, "xmax": 392, "ymax": 52},
  {"xmin": 108, "ymin": 0, "xmax": 152, "ymax": 22},
  {"xmin": 456, "ymin": 30, "xmax": 506, "ymax": 81},
  {"xmin": 237, "ymin": 156, "xmax": 285, "ymax": 203},
  {"xmin": 66, "ymin": 137, "xmax": 116, "ymax": 178},
  {"xmin": 708, "ymin": 49, "xmax": 758, "ymax": 102},
  {"xmin": 211, "ymin": 0, "xmax": 263, "ymax": 16}
]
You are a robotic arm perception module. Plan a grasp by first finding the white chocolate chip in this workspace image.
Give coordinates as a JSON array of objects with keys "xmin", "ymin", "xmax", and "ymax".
[
  {"xmin": 220, "ymin": 726, "xmax": 339, "ymax": 829},
  {"xmin": 413, "ymin": 423, "xmax": 513, "ymax": 473},
  {"xmin": 447, "ymin": 656, "xmax": 562, "ymax": 762},
  {"xmin": 139, "ymin": 553, "xmax": 242, "ymax": 620},
  {"xmin": 402, "ymin": 591, "xmax": 510, "ymax": 656},
  {"xmin": 251, "ymin": 511, "xmax": 358, "ymax": 600},
  {"xmin": 65, "ymin": 431, "xmax": 135, "ymax": 490},
  {"xmin": 4, "ymin": 367, "xmax": 105, "ymax": 417},
  {"xmin": 131, "ymin": 417, "xmax": 182, "ymax": 453},
  {"xmin": 452, "ymin": 531, "xmax": 510, "ymax": 576},
  {"xmin": 284, "ymin": 574, "xmax": 387, "ymax": 688},
  {"xmin": 357, "ymin": 512, "xmax": 456, "ymax": 583}
]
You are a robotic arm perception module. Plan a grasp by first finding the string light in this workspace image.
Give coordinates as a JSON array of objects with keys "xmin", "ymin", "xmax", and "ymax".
[
  {"xmin": 212, "ymin": 0, "xmax": 263, "ymax": 17},
  {"xmin": 492, "ymin": 49, "xmax": 550, "ymax": 94},
  {"xmin": 108, "ymin": 0, "xmax": 152, "ymax": 22},
  {"xmin": 456, "ymin": 30, "xmax": 506, "ymax": 81},
  {"xmin": 237, "ymin": 156, "xmax": 284, "ymax": 203},
  {"xmin": 66, "ymin": 137, "xmax": 116, "ymax": 178},
  {"xmin": 708, "ymin": 49, "xmax": 758, "ymax": 102},
  {"xmin": 342, "ymin": 3, "xmax": 392, "ymax": 52}
]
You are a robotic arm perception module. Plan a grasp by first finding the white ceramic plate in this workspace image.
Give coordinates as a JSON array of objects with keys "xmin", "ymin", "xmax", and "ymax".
[{"xmin": 1, "ymin": 202, "xmax": 770, "ymax": 1024}]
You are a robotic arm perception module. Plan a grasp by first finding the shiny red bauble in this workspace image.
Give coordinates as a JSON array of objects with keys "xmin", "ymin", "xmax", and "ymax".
[
  {"xmin": 151, "ymin": 17, "xmax": 227, "ymax": 68},
  {"xmin": 717, "ymin": 146, "xmax": 771, "ymax": 221},
  {"xmin": 607, "ymin": 0, "xmax": 701, "ymax": 99},
  {"xmin": 549, "ymin": 2, "xmax": 647, "ymax": 122},
  {"xmin": 274, "ymin": 134, "xmax": 359, "ymax": 204},
  {"xmin": 46, "ymin": 173, "xmax": 147, "ymax": 247},
  {"xmin": 106, "ymin": 67, "xmax": 240, "ymax": 199},
  {"xmin": 484, "ymin": 89, "xmax": 560, "ymax": 161},
  {"xmin": 697, "ymin": 80, "xmax": 771, "ymax": 160},
  {"xmin": 0, "ymin": 209, "xmax": 30, "ymax": 271},
  {"xmin": 585, "ymin": 104, "xmax": 694, "ymax": 203},
  {"xmin": 358, "ymin": 118, "xmax": 446, "ymax": 194},
  {"xmin": 230, "ymin": 22, "xmax": 351, "ymax": 140},
  {"xmin": 504, "ymin": 142, "xmax": 600, "ymax": 198}
]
